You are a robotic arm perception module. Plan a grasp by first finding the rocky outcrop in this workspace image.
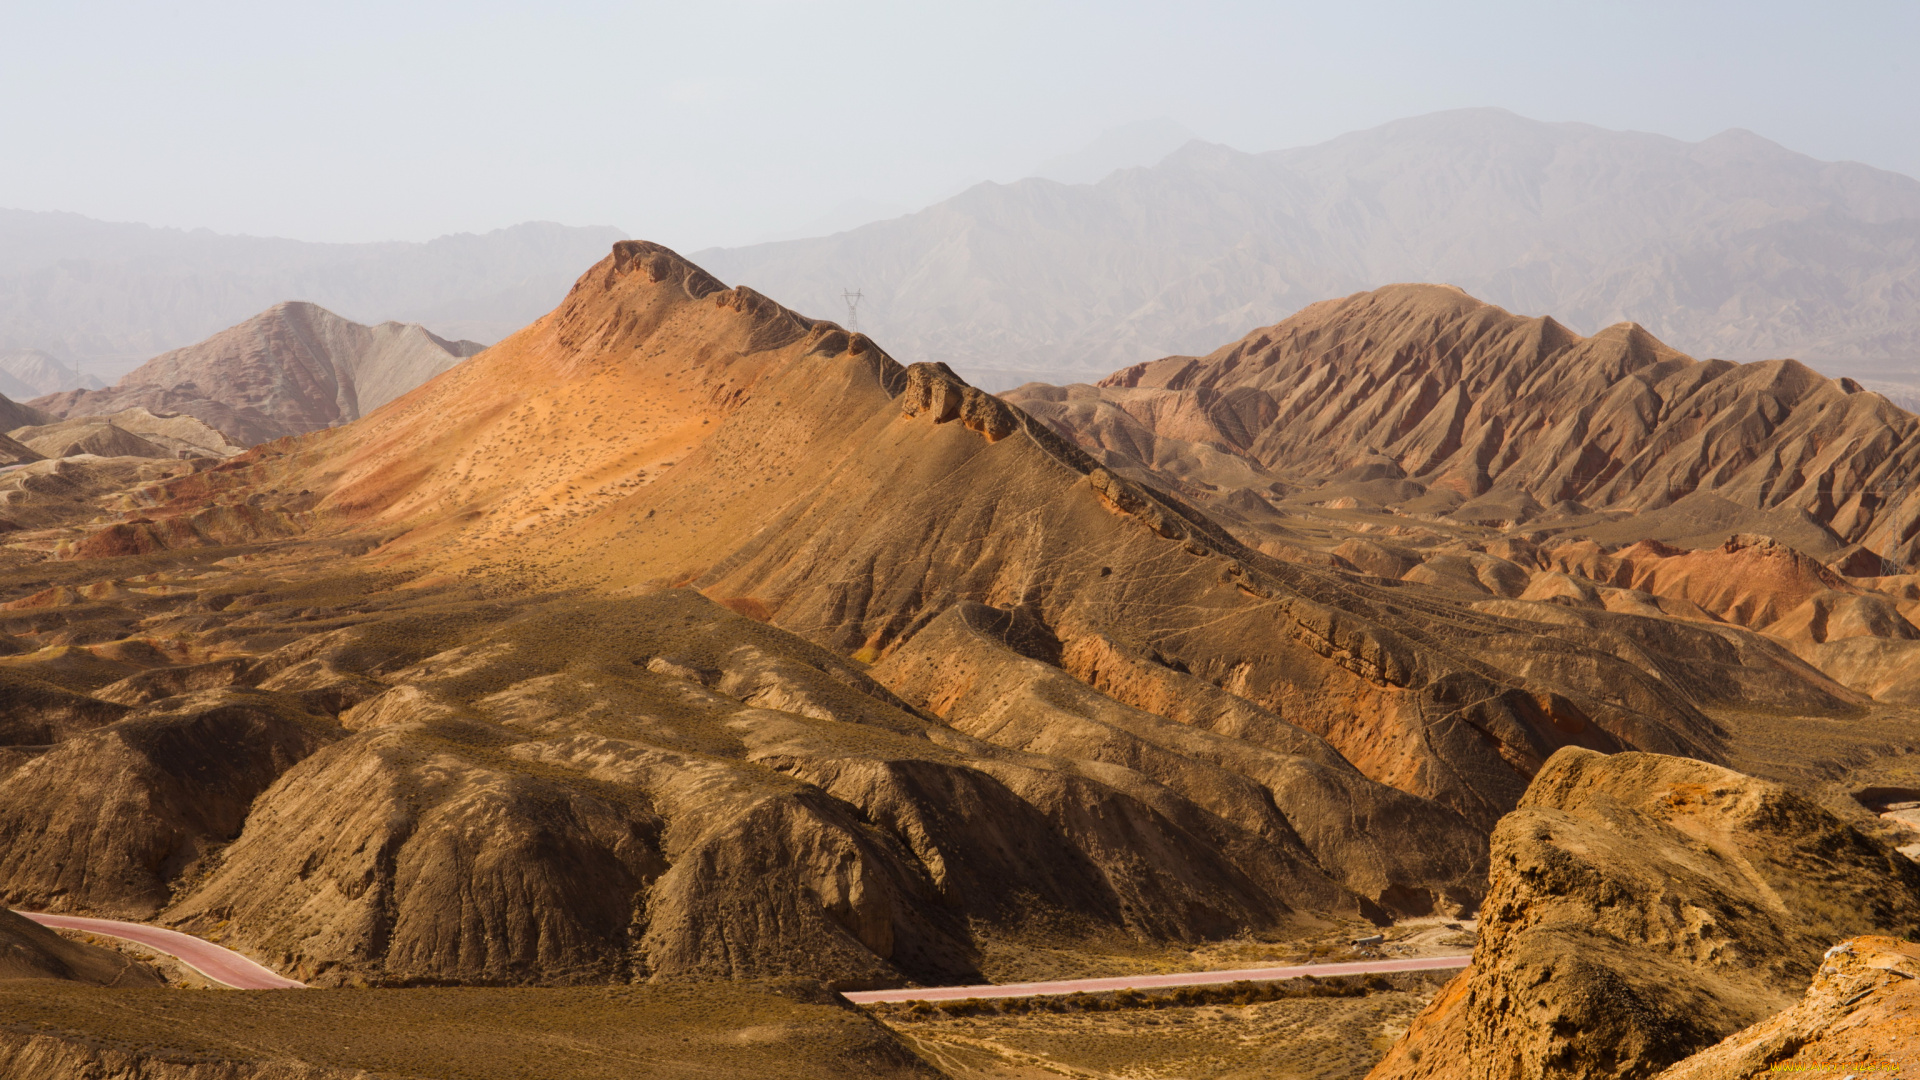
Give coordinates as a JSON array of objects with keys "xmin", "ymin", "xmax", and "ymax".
[
  {"xmin": 1655, "ymin": 936, "xmax": 1920, "ymax": 1079},
  {"xmin": 1368, "ymin": 747, "xmax": 1920, "ymax": 1080},
  {"xmin": 873, "ymin": 602, "xmax": 1488, "ymax": 919},
  {"xmin": 32, "ymin": 302, "xmax": 485, "ymax": 446}
]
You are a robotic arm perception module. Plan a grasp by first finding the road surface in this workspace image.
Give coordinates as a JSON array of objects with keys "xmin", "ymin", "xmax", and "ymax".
[
  {"xmin": 17, "ymin": 911, "xmax": 1464, "ymax": 999},
  {"xmin": 841, "ymin": 953, "xmax": 1471, "ymax": 1003},
  {"xmin": 18, "ymin": 911, "xmax": 304, "ymax": 990}
]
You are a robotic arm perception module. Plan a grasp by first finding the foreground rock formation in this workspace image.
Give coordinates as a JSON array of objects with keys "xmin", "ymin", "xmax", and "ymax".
[
  {"xmin": 32, "ymin": 301, "xmax": 485, "ymax": 446},
  {"xmin": 1367, "ymin": 748, "xmax": 1920, "ymax": 1080},
  {"xmin": 1655, "ymin": 936, "xmax": 1920, "ymax": 1079}
]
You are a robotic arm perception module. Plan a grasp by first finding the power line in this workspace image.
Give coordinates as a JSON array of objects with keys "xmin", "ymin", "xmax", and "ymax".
[{"xmin": 841, "ymin": 289, "xmax": 863, "ymax": 333}]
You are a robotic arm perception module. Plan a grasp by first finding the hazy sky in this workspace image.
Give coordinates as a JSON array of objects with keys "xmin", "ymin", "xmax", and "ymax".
[{"xmin": 3, "ymin": 0, "xmax": 1914, "ymax": 250}]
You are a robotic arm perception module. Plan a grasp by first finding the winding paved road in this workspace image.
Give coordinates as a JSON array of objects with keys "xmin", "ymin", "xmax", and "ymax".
[
  {"xmin": 18, "ymin": 911, "xmax": 1465, "ymax": 999},
  {"xmin": 18, "ymin": 912, "xmax": 304, "ymax": 990},
  {"xmin": 841, "ymin": 953, "xmax": 1472, "ymax": 1003}
]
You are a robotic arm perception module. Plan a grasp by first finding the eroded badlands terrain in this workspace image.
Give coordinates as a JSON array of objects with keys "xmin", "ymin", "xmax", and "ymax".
[{"xmin": 0, "ymin": 243, "xmax": 1916, "ymax": 1078}]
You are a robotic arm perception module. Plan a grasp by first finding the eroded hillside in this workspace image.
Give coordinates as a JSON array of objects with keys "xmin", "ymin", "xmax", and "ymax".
[
  {"xmin": 0, "ymin": 242, "xmax": 1913, "ymax": 1080},
  {"xmin": 1008, "ymin": 284, "xmax": 1920, "ymax": 713},
  {"xmin": 0, "ymin": 242, "xmax": 1870, "ymax": 999}
]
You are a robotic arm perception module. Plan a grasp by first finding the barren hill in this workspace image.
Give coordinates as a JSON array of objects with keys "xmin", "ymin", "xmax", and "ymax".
[
  {"xmin": 1008, "ymin": 283, "xmax": 1920, "ymax": 569},
  {"xmin": 31, "ymin": 302, "xmax": 485, "ymax": 446},
  {"xmin": 698, "ymin": 109, "xmax": 1920, "ymax": 387},
  {"xmin": 0, "ymin": 241, "xmax": 1874, "ymax": 996},
  {"xmin": 147, "ymin": 243, "xmax": 1782, "ymax": 829}
]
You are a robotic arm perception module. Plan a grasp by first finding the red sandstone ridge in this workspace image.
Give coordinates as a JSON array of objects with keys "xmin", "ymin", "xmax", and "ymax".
[
  {"xmin": 1006, "ymin": 284, "xmax": 1920, "ymax": 568},
  {"xmin": 32, "ymin": 302, "xmax": 485, "ymax": 447}
]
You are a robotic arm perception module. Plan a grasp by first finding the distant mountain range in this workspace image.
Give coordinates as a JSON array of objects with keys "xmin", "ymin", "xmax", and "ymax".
[
  {"xmin": 697, "ymin": 108, "xmax": 1920, "ymax": 390},
  {"xmin": 0, "ymin": 349, "xmax": 105, "ymax": 399},
  {"xmin": 31, "ymin": 302, "xmax": 484, "ymax": 446},
  {"xmin": 0, "ymin": 215, "xmax": 625, "ymax": 381}
]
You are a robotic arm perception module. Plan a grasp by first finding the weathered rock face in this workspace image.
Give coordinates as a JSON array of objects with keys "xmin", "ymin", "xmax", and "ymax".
[
  {"xmin": 159, "ymin": 591, "xmax": 1407, "ymax": 988},
  {"xmin": 1007, "ymin": 283, "xmax": 1920, "ymax": 568},
  {"xmin": 1653, "ymin": 935, "xmax": 1920, "ymax": 1079},
  {"xmin": 0, "ymin": 907, "xmax": 162, "ymax": 985},
  {"xmin": 1368, "ymin": 748, "xmax": 1920, "ymax": 1080},
  {"xmin": 872, "ymin": 602, "xmax": 1487, "ymax": 919},
  {"xmin": 0, "ymin": 691, "xmax": 338, "ymax": 918},
  {"xmin": 32, "ymin": 302, "xmax": 484, "ymax": 447}
]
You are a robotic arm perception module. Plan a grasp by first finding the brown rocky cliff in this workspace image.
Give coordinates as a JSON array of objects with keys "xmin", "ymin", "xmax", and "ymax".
[
  {"xmin": 1653, "ymin": 936, "xmax": 1920, "ymax": 1079},
  {"xmin": 1367, "ymin": 747, "xmax": 1920, "ymax": 1080}
]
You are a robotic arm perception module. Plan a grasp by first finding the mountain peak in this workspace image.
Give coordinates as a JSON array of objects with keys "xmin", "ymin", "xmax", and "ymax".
[
  {"xmin": 1014, "ymin": 280, "xmax": 1920, "ymax": 566},
  {"xmin": 31, "ymin": 301, "xmax": 484, "ymax": 447}
]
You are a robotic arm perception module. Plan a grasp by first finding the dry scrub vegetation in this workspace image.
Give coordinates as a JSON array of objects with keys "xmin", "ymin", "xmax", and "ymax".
[
  {"xmin": 0, "ymin": 981, "xmax": 940, "ymax": 1080},
  {"xmin": 869, "ymin": 973, "xmax": 1450, "ymax": 1079}
]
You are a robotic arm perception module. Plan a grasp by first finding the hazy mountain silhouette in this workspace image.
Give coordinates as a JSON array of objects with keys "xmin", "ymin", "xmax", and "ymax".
[
  {"xmin": 697, "ymin": 109, "xmax": 1920, "ymax": 390},
  {"xmin": 0, "ymin": 213, "xmax": 625, "ymax": 380},
  {"xmin": 32, "ymin": 302, "xmax": 485, "ymax": 446}
]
